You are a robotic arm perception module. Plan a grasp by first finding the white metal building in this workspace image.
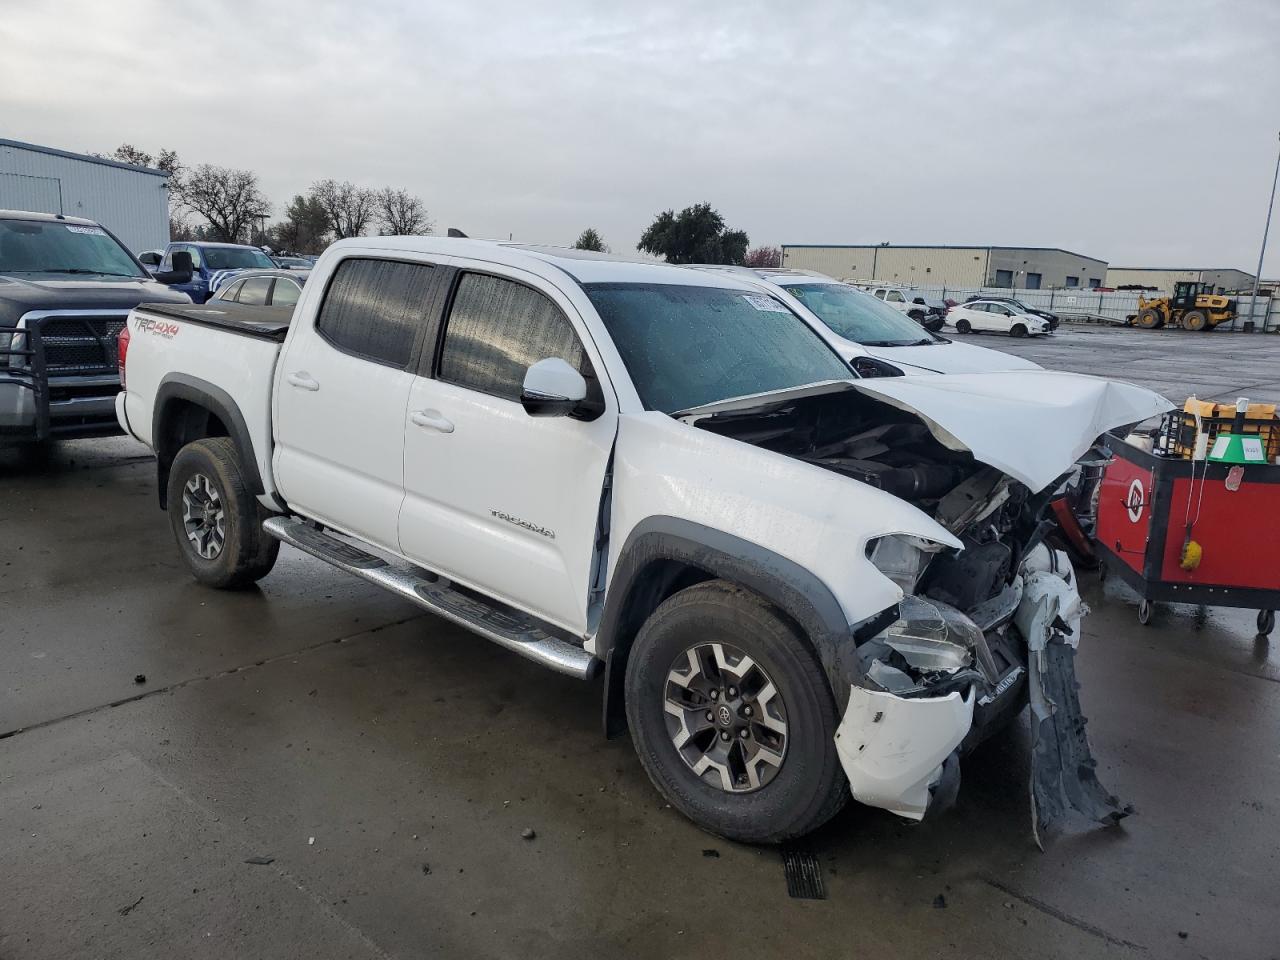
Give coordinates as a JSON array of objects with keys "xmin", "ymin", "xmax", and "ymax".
[
  {"xmin": 0, "ymin": 138, "xmax": 170, "ymax": 253},
  {"xmin": 1103, "ymin": 267, "xmax": 1257, "ymax": 295},
  {"xmin": 780, "ymin": 244, "xmax": 1109, "ymax": 290}
]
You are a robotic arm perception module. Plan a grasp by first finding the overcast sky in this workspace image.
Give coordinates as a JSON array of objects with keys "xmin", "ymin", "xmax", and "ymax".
[{"xmin": 3, "ymin": 0, "xmax": 1278, "ymax": 272}]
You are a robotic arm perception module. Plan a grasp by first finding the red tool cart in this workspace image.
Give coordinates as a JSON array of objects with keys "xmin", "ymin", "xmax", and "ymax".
[{"xmin": 1093, "ymin": 429, "xmax": 1280, "ymax": 635}]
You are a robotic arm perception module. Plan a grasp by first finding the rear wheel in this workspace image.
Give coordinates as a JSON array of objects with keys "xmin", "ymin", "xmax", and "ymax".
[
  {"xmin": 624, "ymin": 580, "xmax": 847, "ymax": 843},
  {"xmin": 1183, "ymin": 310, "xmax": 1209, "ymax": 331},
  {"xmin": 167, "ymin": 437, "xmax": 279, "ymax": 589},
  {"xmin": 1136, "ymin": 307, "xmax": 1163, "ymax": 329},
  {"xmin": 1011, "ymin": 323, "xmax": 1028, "ymax": 338},
  {"xmin": 955, "ymin": 318, "xmax": 972, "ymax": 334}
]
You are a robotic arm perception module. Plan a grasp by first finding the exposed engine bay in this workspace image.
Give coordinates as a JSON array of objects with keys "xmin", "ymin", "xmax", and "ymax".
[{"xmin": 690, "ymin": 387, "xmax": 1133, "ymax": 844}]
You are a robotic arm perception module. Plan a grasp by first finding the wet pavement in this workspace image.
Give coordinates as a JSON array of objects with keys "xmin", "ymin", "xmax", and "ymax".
[
  {"xmin": 956, "ymin": 323, "xmax": 1280, "ymax": 405},
  {"xmin": 4, "ymin": 329, "xmax": 1280, "ymax": 959}
]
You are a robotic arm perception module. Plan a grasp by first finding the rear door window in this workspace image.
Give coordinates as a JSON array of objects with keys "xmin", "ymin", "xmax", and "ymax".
[
  {"xmin": 314, "ymin": 258, "xmax": 435, "ymax": 368},
  {"xmin": 270, "ymin": 278, "xmax": 302, "ymax": 307},
  {"xmin": 438, "ymin": 272, "xmax": 598, "ymax": 403},
  {"xmin": 237, "ymin": 276, "xmax": 272, "ymax": 306}
]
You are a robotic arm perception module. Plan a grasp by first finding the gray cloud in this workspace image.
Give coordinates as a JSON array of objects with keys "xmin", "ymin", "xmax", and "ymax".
[{"xmin": 2, "ymin": 0, "xmax": 1278, "ymax": 272}]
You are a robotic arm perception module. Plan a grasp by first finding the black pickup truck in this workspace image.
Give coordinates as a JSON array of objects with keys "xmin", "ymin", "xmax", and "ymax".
[{"xmin": 0, "ymin": 209, "xmax": 191, "ymax": 444}]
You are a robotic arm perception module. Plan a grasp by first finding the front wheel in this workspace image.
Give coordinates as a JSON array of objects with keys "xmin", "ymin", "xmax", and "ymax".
[
  {"xmin": 167, "ymin": 437, "xmax": 279, "ymax": 589},
  {"xmin": 1011, "ymin": 323, "xmax": 1028, "ymax": 338},
  {"xmin": 624, "ymin": 580, "xmax": 848, "ymax": 843},
  {"xmin": 1183, "ymin": 310, "xmax": 1209, "ymax": 332}
]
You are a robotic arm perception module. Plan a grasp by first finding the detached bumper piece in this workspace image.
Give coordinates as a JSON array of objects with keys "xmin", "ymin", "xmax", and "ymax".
[{"xmin": 1018, "ymin": 570, "xmax": 1132, "ymax": 847}]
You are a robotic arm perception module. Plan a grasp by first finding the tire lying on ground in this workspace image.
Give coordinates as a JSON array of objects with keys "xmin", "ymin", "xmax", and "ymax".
[
  {"xmin": 624, "ymin": 579, "xmax": 848, "ymax": 844},
  {"xmin": 166, "ymin": 437, "xmax": 280, "ymax": 589}
]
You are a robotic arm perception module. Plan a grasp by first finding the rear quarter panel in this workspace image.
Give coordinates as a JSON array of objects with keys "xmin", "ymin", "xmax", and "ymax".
[{"xmin": 122, "ymin": 307, "xmax": 283, "ymax": 504}]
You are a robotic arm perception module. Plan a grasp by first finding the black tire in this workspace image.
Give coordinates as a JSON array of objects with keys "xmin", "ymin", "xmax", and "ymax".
[
  {"xmin": 624, "ymin": 580, "xmax": 847, "ymax": 844},
  {"xmin": 955, "ymin": 318, "xmax": 972, "ymax": 334},
  {"xmin": 1010, "ymin": 323, "xmax": 1028, "ymax": 338},
  {"xmin": 908, "ymin": 309, "xmax": 926, "ymax": 322},
  {"xmin": 1183, "ymin": 310, "xmax": 1209, "ymax": 332},
  {"xmin": 167, "ymin": 437, "xmax": 279, "ymax": 589},
  {"xmin": 1257, "ymin": 609, "xmax": 1275, "ymax": 638},
  {"xmin": 1136, "ymin": 307, "xmax": 1163, "ymax": 329}
]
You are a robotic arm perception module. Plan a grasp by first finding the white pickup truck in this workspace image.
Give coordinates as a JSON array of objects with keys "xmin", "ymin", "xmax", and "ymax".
[{"xmin": 118, "ymin": 238, "xmax": 1169, "ymax": 844}]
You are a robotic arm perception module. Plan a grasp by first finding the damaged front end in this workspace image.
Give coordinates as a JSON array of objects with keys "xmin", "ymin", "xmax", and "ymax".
[
  {"xmin": 686, "ymin": 380, "xmax": 1148, "ymax": 843},
  {"xmin": 843, "ymin": 534, "xmax": 1130, "ymax": 844}
]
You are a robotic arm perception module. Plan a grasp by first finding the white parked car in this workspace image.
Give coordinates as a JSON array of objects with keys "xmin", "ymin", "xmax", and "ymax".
[
  {"xmin": 947, "ymin": 299, "xmax": 1052, "ymax": 337},
  {"xmin": 863, "ymin": 285, "xmax": 947, "ymax": 330},
  {"xmin": 709, "ymin": 270, "xmax": 1041, "ymax": 376},
  {"xmin": 119, "ymin": 238, "xmax": 1166, "ymax": 843}
]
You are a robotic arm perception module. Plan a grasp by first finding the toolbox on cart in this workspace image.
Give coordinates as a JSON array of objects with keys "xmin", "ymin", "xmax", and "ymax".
[{"xmin": 1094, "ymin": 419, "xmax": 1280, "ymax": 633}]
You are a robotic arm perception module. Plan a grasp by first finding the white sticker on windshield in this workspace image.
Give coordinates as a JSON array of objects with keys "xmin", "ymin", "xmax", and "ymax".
[
  {"xmin": 64, "ymin": 225, "xmax": 107, "ymax": 236},
  {"xmin": 743, "ymin": 294, "xmax": 789, "ymax": 313}
]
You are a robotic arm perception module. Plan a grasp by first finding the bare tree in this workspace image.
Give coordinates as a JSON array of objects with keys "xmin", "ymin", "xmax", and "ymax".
[
  {"xmin": 743, "ymin": 246, "xmax": 782, "ymax": 268},
  {"xmin": 375, "ymin": 187, "xmax": 431, "ymax": 236},
  {"xmin": 176, "ymin": 164, "xmax": 270, "ymax": 243},
  {"xmin": 310, "ymin": 179, "xmax": 377, "ymax": 240}
]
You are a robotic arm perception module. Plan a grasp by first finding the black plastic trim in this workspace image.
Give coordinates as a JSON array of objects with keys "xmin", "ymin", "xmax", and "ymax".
[
  {"xmin": 597, "ymin": 516, "xmax": 859, "ymax": 737},
  {"xmin": 153, "ymin": 374, "xmax": 264, "ymax": 506}
]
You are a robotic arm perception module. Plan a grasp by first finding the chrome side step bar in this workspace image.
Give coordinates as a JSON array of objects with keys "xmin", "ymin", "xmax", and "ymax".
[{"xmin": 263, "ymin": 517, "xmax": 599, "ymax": 680}]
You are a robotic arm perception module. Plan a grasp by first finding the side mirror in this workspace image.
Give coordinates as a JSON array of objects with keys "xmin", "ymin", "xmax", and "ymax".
[
  {"xmin": 154, "ymin": 250, "xmax": 194, "ymax": 285},
  {"xmin": 520, "ymin": 357, "xmax": 587, "ymax": 417},
  {"xmin": 138, "ymin": 251, "xmax": 161, "ymax": 267}
]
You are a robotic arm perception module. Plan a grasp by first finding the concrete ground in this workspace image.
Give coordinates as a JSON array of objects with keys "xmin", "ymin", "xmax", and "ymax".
[
  {"xmin": 958, "ymin": 323, "xmax": 1280, "ymax": 405},
  {"xmin": 3, "ymin": 331, "xmax": 1280, "ymax": 959}
]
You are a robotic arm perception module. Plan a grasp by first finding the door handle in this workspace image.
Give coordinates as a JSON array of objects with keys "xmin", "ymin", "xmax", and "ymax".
[
  {"xmin": 410, "ymin": 410, "xmax": 455, "ymax": 434},
  {"xmin": 286, "ymin": 372, "xmax": 319, "ymax": 391}
]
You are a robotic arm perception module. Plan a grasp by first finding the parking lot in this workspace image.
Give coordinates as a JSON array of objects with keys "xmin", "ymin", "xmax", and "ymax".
[
  {"xmin": 960, "ymin": 323, "xmax": 1280, "ymax": 405},
  {"xmin": 3, "ymin": 330, "xmax": 1280, "ymax": 960}
]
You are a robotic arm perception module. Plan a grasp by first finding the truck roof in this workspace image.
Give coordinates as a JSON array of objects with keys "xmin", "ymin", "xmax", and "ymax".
[
  {"xmin": 330, "ymin": 236, "xmax": 769, "ymax": 290},
  {"xmin": 0, "ymin": 208, "xmax": 101, "ymax": 227}
]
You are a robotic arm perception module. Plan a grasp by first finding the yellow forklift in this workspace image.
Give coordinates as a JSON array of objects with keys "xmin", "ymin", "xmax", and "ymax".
[{"xmin": 1130, "ymin": 281, "xmax": 1237, "ymax": 331}]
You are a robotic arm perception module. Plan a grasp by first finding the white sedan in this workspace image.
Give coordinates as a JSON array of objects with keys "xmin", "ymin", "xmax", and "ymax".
[{"xmin": 947, "ymin": 299, "xmax": 1052, "ymax": 337}]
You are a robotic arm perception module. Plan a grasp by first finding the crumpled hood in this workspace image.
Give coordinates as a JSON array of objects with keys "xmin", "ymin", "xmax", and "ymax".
[
  {"xmin": 681, "ymin": 371, "xmax": 1173, "ymax": 493},
  {"xmin": 862, "ymin": 340, "xmax": 1042, "ymax": 375},
  {"xmin": 852, "ymin": 371, "xmax": 1173, "ymax": 491}
]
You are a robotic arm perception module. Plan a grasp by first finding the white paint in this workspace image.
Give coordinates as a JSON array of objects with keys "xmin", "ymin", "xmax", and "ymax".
[
  {"xmin": 852, "ymin": 372, "xmax": 1174, "ymax": 492},
  {"xmin": 835, "ymin": 686, "xmax": 974, "ymax": 820}
]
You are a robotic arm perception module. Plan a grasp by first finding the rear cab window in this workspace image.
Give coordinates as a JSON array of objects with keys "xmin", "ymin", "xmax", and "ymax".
[{"xmin": 314, "ymin": 257, "xmax": 436, "ymax": 368}]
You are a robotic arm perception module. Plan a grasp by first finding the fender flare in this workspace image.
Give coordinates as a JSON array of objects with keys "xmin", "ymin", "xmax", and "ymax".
[
  {"xmin": 597, "ymin": 516, "xmax": 884, "ymax": 737},
  {"xmin": 153, "ymin": 373, "xmax": 263, "ymax": 505}
]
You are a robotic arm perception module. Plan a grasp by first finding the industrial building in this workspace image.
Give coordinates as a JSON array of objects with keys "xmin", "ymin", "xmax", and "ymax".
[
  {"xmin": 0, "ymin": 138, "xmax": 170, "ymax": 253},
  {"xmin": 1103, "ymin": 267, "xmax": 1257, "ymax": 295},
  {"xmin": 780, "ymin": 244, "xmax": 1109, "ymax": 290}
]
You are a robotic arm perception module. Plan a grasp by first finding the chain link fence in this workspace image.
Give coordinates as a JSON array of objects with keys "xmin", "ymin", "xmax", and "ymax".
[{"xmin": 898, "ymin": 284, "xmax": 1279, "ymax": 332}]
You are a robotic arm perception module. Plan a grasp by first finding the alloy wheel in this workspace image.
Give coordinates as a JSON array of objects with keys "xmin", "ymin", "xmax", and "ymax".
[
  {"xmin": 182, "ymin": 473, "xmax": 226, "ymax": 560},
  {"xmin": 663, "ymin": 641, "xmax": 789, "ymax": 793}
]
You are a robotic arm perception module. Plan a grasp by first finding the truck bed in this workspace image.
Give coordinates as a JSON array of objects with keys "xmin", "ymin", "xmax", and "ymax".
[{"xmin": 134, "ymin": 301, "xmax": 294, "ymax": 341}]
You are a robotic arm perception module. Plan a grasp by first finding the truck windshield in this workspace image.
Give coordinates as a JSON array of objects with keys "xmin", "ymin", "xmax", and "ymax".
[
  {"xmin": 585, "ymin": 282, "xmax": 852, "ymax": 413},
  {"xmin": 0, "ymin": 220, "xmax": 144, "ymax": 277},
  {"xmin": 203, "ymin": 247, "xmax": 275, "ymax": 270},
  {"xmin": 782, "ymin": 283, "xmax": 935, "ymax": 346}
]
